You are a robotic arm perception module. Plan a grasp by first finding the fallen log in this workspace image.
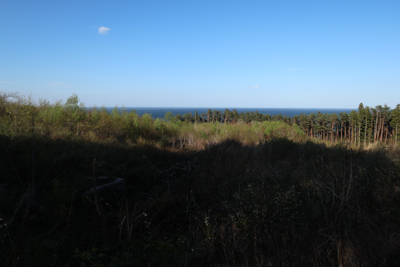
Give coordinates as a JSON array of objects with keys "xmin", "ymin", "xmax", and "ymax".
[{"xmin": 81, "ymin": 176, "xmax": 125, "ymax": 197}]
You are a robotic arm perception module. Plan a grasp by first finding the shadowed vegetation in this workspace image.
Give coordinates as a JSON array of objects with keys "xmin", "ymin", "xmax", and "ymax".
[{"xmin": 1, "ymin": 92, "xmax": 400, "ymax": 266}]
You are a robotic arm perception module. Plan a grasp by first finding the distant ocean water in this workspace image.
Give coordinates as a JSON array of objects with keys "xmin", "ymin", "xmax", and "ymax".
[{"xmin": 100, "ymin": 107, "xmax": 356, "ymax": 119}]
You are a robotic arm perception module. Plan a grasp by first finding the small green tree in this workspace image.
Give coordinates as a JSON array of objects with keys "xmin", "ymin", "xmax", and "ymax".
[
  {"xmin": 63, "ymin": 93, "xmax": 86, "ymax": 132},
  {"xmin": 164, "ymin": 111, "xmax": 175, "ymax": 122}
]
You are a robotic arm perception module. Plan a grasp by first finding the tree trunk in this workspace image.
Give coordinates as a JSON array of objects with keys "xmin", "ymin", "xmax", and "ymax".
[
  {"xmin": 380, "ymin": 116, "xmax": 385, "ymax": 142},
  {"xmin": 354, "ymin": 126, "xmax": 357, "ymax": 146},
  {"xmin": 341, "ymin": 123, "xmax": 343, "ymax": 142},
  {"xmin": 385, "ymin": 125, "xmax": 388, "ymax": 144},
  {"xmin": 336, "ymin": 123, "xmax": 339, "ymax": 141},
  {"xmin": 350, "ymin": 125, "xmax": 353, "ymax": 146},
  {"xmin": 370, "ymin": 118, "xmax": 373, "ymax": 144},
  {"xmin": 374, "ymin": 111, "xmax": 379, "ymax": 142},
  {"xmin": 364, "ymin": 117, "xmax": 367, "ymax": 147}
]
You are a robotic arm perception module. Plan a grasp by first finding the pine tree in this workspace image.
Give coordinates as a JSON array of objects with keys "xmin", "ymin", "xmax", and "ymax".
[
  {"xmin": 207, "ymin": 109, "xmax": 212, "ymax": 123},
  {"xmin": 224, "ymin": 108, "xmax": 230, "ymax": 123},
  {"xmin": 232, "ymin": 109, "xmax": 239, "ymax": 124},
  {"xmin": 382, "ymin": 104, "xmax": 391, "ymax": 144},
  {"xmin": 349, "ymin": 110, "xmax": 358, "ymax": 146},
  {"xmin": 183, "ymin": 112, "xmax": 192, "ymax": 123},
  {"xmin": 339, "ymin": 112, "xmax": 349, "ymax": 142},
  {"xmin": 263, "ymin": 114, "xmax": 271, "ymax": 121},
  {"xmin": 357, "ymin": 103, "xmax": 365, "ymax": 147},
  {"xmin": 330, "ymin": 113, "xmax": 339, "ymax": 142},
  {"xmin": 316, "ymin": 112, "xmax": 325, "ymax": 140},
  {"xmin": 212, "ymin": 110, "xmax": 217, "ymax": 123},
  {"xmin": 175, "ymin": 113, "xmax": 182, "ymax": 121},
  {"xmin": 363, "ymin": 106, "xmax": 372, "ymax": 146},
  {"xmin": 298, "ymin": 114, "xmax": 308, "ymax": 135},
  {"xmin": 374, "ymin": 105, "xmax": 381, "ymax": 143},
  {"xmin": 244, "ymin": 112, "xmax": 251, "ymax": 124},
  {"xmin": 216, "ymin": 110, "xmax": 221, "ymax": 123},
  {"xmin": 255, "ymin": 110, "xmax": 262, "ymax": 121},
  {"xmin": 194, "ymin": 111, "xmax": 199, "ymax": 124},
  {"xmin": 392, "ymin": 104, "xmax": 400, "ymax": 145},
  {"xmin": 201, "ymin": 113, "xmax": 206, "ymax": 123},
  {"xmin": 292, "ymin": 115, "xmax": 300, "ymax": 126},
  {"xmin": 308, "ymin": 113, "xmax": 315, "ymax": 138}
]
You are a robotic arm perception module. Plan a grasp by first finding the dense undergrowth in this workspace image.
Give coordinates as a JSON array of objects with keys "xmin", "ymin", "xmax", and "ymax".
[{"xmin": 1, "ymin": 93, "xmax": 400, "ymax": 266}]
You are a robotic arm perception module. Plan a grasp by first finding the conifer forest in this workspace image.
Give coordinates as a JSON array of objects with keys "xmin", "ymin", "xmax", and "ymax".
[{"xmin": 2, "ymin": 92, "xmax": 400, "ymax": 266}]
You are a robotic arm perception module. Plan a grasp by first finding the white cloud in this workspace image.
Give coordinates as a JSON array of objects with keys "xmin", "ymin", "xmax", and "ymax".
[
  {"xmin": 288, "ymin": 68, "xmax": 302, "ymax": 71},
  {"xmin": 254, "ymin": 85, "xmax": 259, "ymax": 89},
  {"xmin": 98, "ymin": 26, "xmax": 111, "ymax": 34},
  {"xmin": 0, "ymin": 81, "xmax": 15, "ymax": 84}
]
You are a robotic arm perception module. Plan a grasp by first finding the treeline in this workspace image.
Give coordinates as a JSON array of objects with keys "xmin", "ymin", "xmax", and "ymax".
[
  {"xmin": 172, "ymin": 103, "xmax": 400, "ymax": 146},
  {"xmin": 0, "ymin": 93, "xmax": 304, "ymax": 148},
  {"xmin": 1, "ymin": 92, "xmax": 399, "ymax": 147}
]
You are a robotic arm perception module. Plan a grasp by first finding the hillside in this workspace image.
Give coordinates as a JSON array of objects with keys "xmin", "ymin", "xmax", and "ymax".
[{"xmin": 1, "ymin": 93, "xmax": 400, "ymax": 266}]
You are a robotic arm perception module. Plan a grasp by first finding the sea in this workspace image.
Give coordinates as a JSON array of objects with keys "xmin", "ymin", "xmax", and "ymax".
[{"xmin": 101, "ymin": 107, "xmax": 356, "ymax": 119}]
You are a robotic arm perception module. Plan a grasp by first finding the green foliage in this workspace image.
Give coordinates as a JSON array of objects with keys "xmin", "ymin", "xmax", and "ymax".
[
  {"xmin": 37, "ymin": 101, "xmax": 62, "ymax": 124},
  {"xmin": 111, "ymin": 106, "xmax": 120, "ymax": 119},
  {"xmin": 63, "ymin": 93, "xmax": 86, "ymax": 123},
  {"xmin": 164, "ymin": 111, "xmax": 175, "ymax": 122},
  {"xmin": 262, "ymin": 120, "xmax": 304, "ymax": 140}
]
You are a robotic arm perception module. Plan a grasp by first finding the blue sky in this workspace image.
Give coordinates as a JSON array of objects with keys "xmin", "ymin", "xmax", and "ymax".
[{"xmin": 1, "ymin": 0, "xmax": 399, "ymax": 108}]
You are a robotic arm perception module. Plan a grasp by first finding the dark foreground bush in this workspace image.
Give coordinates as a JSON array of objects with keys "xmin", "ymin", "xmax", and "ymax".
[
  {"xmin": 187, "ymin": 139, "xmax": 400, "ymax": 266},
  {"xmin": 1, "ymin": 135, "xmax": 400, "ymax": 266}
]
